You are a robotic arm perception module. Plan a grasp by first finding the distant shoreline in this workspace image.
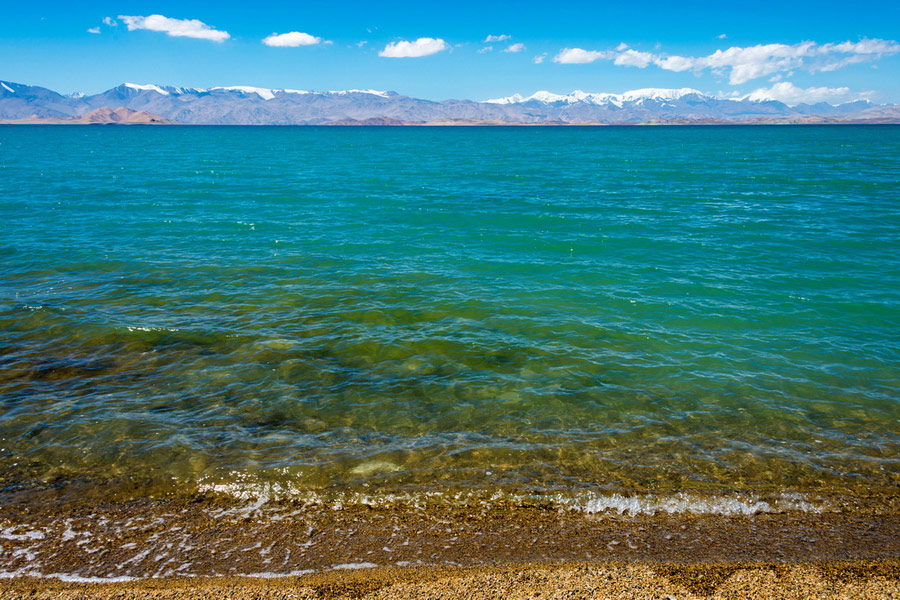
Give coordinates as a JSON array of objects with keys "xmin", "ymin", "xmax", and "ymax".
[
  {"xmin": 4, "ymin": 80, "xmax": 899, "ymax": 126},
  {"xmin": 3, "ymin": 118, "xmax": 900, "ymax": 126}
]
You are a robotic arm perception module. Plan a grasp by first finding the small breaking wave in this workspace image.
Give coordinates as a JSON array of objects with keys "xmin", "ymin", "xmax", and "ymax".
[
  {"xmin": 196, "ymin": 477, "xmax": 827, "ymax": 516},
  {"xmin": 571, "ymin": 492, "xmax": 824, "ymax": 516}
]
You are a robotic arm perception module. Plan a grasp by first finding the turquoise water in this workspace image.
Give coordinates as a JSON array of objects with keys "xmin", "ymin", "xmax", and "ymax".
[{"xmin": 1, "ymin": 125, "xmax": 899, "ymax": 501}]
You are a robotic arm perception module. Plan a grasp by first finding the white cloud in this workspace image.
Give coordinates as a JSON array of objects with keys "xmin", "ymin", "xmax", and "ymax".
[
  {"xmin": 503, "ymin": 43, "xmax": 526, "ymax": 53},
  {"xmin": 665, "ymin": 39, "xmax": 899, "ymax": 84},
  {"xmin": 379, "ymin": 37, "xmax": 448, "ymax": 58},
  {"xmin": 103, "ymin": 16, "xmax": 117, "ymax": 27},
  {"xmin": 614, "ymin": 49, "xmax": 653, "ymax": 67},
  {"xmin": 551, "ymin": 38, "xmax": 899, "ymax": 84},
  {"xmin": 717, "ymin": 33, "xmax": 727, "ymax": 40},
  {"xmin": 823, "ymin": 38, "xmax": 899, "ymax": 54},
  {"xmin": 745, "ymin": 81, "xmax": 870, "ymax": 105},
  {"xmin": 118, "ymin": 14, "xmax": 230, "ymax": 42},
  {"xmin": 357, "ymin": 40, "xmax": 368, "ymax": 48},
  {"xmin": 533, "ymin": 53, "xmax": 547, "ymax": 64},
  {"xmin": 485, "ymin": 34, "xmax": 511, "ymax": 43},
  {"xmin": 478, "ymin": 46, "xmax": 493, "ymax": 54},
  {"xmin": 616, "ymin": 42, "xmax": 629, "ymax": 51},
  {"xmin": 652, "ymin": 54, "xmax": 695, "ymax": 72},
  {"xmin": 694, "ymin": 43, "xmax": 818, "ymax": 83},
  {"xmin": 87, "ymin": 27, "xmax": 100, "ymax": 34},
  {"xmin": 553, "ymin": 47, "xmax": 613, "ymax": 64},
  {"xmin": 262, "ymin": 31, "xmax": 321, "ymax": 47}
]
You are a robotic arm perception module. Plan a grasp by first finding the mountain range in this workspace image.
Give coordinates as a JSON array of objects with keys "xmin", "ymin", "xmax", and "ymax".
[{"xmin": 2, "ymin": 80, "xmax": 898, "ymax": 125}]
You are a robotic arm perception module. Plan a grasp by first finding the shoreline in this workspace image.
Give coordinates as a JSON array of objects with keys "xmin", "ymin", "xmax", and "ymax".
[
  {"xmin": 3, "ymin": 559, "xmax": 900, "ymax": 599},
  {"xmin": 2, "ymin": 489, "xmax": 899, "ymax": 582},
  {"xmin": 3, "ymin": 120, "xmax": 900, "ymax": 126}
]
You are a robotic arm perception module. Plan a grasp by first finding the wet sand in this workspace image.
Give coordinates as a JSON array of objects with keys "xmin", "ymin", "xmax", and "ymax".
[
  {"xmin": 3, "ymin": 560, "xmax": 900, "ymax": 599},
  {"xmin": 1, "ymin": 494, "xmax": 900, "ymax": 575},
  {"xmin": 2, "ymin": 489, "xmax": 900, "ymax": 597}
]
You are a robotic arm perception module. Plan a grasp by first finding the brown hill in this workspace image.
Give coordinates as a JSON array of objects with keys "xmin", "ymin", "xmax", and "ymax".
[{"xmin": 0, "ymin": 107, "xmax": 177, "ymax": 124}]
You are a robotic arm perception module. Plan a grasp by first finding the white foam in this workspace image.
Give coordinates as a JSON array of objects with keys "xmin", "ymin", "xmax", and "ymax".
[
  {"xmin": 1, "ymin": 527, "xmax": 45, "ymax": 541},
  {"xmin": 0, "ymin": 570, "xmax": 137, "ymax": 583},
  {"xmin": 574, "ymin": 492, "xmax": 824, "ymax": 516},
  {"xmin": 116, "ymin": 547, "xmax": 151, "ymax": 570},
  {"xmin": 47, "ymin": 574, "xmax": 139, "ymax": 583},
  {"xmin": 775, "ymin": 492, "xmax": 824, "ymax": 513},
  {"xmin": 126, "ymin": 326, "xmax": 178, "ymax": 333},
  {"xmin": 0, "ymin": 569, "xmax": 42, "ymax": 579},
  {"xmin": 205, "ymin": 482, "xmax": 271, "ymax": 518},
  {"xmin": 240, "ymin": 569, "xmax": 315, "ymax": 578},
  {"xmin": 332, "ymin": 562, "xmax": 378, "ymax": 570},
  {"xmin": 196, "ymin": 475, "xmax": 826, "ymax": 516}
]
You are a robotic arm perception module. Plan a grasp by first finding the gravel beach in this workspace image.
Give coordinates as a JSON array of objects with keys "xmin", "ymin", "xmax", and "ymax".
[{"xmin": 3, "ymin": 560, "xmax": 900, "ymax": 599}]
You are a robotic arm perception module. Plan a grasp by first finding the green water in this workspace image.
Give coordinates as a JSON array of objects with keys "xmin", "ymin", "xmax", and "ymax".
[{"xmin": 1, "ymin": 125, "xmax": 898, "ymax": 501}]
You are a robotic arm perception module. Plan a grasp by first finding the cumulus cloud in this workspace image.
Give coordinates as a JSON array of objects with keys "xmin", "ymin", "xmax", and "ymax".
[
  {"xmin": 87, "ymin": 27, "xmax": 100, "ymax": 34},
  {"xmin": 379, "ymin": 37, "xmax": 448, "ymax": 58},
  {"xmin": 717, "ymin": 33, "xmax": 727, "ymax": 40},
  {"xmin": 552, "ymin": 38, "xmax": 899, "ymax": 84},
  {"xmin": 533, "ymin": 53, "xmax": 547, "ymax": 64},
  {"xmin": 478, "ymin": 46, "xmax": 493, "ymax": 54},
  {"xmin": 744, "ymin": 81, "xmax": 870, "ymax": 105},
  {"xmin": 485, "ymin": 34, "xmax": 511, "ymax": 42},
  {"xmin": 503, "ymin": 43, "xmax": 526, "ymax": 53},
  {"xmin": 262, "ymin": 31, "xmax": 321, "ymax": 47},
  {"xmin": 118, "ymin": 14, "xmax": 230, "ymax": 42},
  {"xmin": 614, "ymin": 49, "xmax": 653, "ymax": 67},
  {"xmin": 553, "ymin": 47, "xmax": 613, "ymax": 64}
]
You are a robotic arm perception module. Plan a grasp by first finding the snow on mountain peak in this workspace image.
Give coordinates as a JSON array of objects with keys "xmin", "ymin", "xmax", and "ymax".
[
  {"xmin": 211, "ymin": 86, "xmax": 277, "ymax": 100},
  {"xmin": 484, "ymin": 88, "xmax": 705, "ymax": 106},
  {"xmin": 483, "ymin": 93, "xmax": 525, "ymax": 104},
  {"xmin": 124, "ymin": 83, "xmax": 172, "ymax": 95},
  {"xmin": 120, "ymin": 85, "xmax": 390, "ymax": 101},
  {"xmin": 620, "ymin": 88, "xmax": 703, "ymax": 101},
  {"xmin": 328, "ymin": 89, "xmax": 391, "ymax": 98}
]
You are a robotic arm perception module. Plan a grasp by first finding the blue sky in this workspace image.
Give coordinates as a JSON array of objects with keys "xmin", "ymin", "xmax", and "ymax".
[{"xmin": 2, "ymin": 0, "xmax": 900, "ymax": 104}]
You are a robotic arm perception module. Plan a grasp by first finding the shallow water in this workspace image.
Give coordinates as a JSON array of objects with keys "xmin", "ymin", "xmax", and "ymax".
[{"xmin": 1, "ymin": 125, "xmax": 899, "ymax": 503}]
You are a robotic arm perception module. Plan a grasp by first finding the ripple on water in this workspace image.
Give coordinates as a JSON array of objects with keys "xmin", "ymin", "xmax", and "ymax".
[{"xmin": 0, "ymin": 125, "xmax": 899, "ymax": 499}]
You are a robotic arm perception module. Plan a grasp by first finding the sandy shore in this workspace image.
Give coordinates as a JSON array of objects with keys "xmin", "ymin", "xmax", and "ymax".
[{"xmin": 3, "ymin": 560, "xmax": 900, "ymax": 599}]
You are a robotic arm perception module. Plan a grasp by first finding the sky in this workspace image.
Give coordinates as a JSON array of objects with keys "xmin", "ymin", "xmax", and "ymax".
[{"xmin": 2, "ymin": 1, "xmax": 900, "ymax": 105}]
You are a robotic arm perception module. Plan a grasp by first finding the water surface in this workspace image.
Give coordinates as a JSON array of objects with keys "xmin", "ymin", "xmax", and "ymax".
[{"xmin": 1, "ymin": 124, "xmax": 898, "ymax": 504}]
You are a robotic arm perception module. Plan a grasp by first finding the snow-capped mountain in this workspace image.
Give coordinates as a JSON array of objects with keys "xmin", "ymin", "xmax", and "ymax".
[
  {"xmin": 118, "ymin": 83, "xmax": 394, "ymax": 100},
  {"xmin": 485, "ymin": 88, "xmax": 705, "ymax": 106},
  {"xmin": 0, "ymin": 80, "xmax": 895, "ymax": 125}
]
